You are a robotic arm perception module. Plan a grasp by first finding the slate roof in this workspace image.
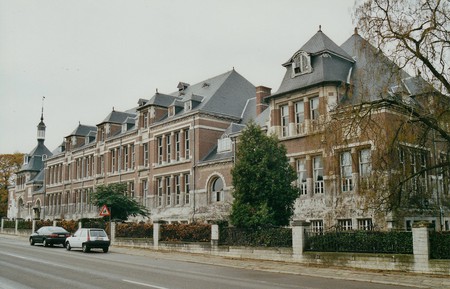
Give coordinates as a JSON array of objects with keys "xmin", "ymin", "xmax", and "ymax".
[
  {"xmin": 20, "ymin": 141, "xmax": 52, "ymax": 172},
  {"xmin": 139, "ymin": 70, "xmax": 255, "ymax": 121},
  {"xmin": 271, "ymin": 30, "xmax": 354, "ymax": 98},
  {"xmin": 99, "ymin": 110, "xmax": 136, "ymax": 125},
  {"xmin": 67, "ymin": 124, "xmax": 97, "ymax": 137}
]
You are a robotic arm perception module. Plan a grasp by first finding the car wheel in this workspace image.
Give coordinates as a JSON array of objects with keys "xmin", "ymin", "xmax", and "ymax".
[
  {"xmin": 29, "ymin": 238, "xmax": 35, "ymax": 246},
  {"xmin": 82, "ymin": 244, "xmax": 90, "ymax": 253},
  {"xmin": 103, "ymin": 247, "xmax": 109, "ymax": 253},
  {"xmin": 43, "ymin": 239, "xmax": 48, "ymax": 247},
  {"xmin": 65, "ymin": 242, "xmax": 71, "ymax": 251}
]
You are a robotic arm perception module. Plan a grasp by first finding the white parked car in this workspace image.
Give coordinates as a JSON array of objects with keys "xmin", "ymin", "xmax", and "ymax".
[{"xmin": 65, "ymin": 228, "xmax": 110, "ymax": 253}]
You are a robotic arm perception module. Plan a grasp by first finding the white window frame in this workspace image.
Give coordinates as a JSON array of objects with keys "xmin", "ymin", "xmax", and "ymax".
[
  {"xmin": 295, "ymin": 100, "xmax": 305, "ymax": 134},
  {"xmin": 341, "ymin": 151, "xmax": 353, "ymax": 192},
  {"xmin": 313, "ymin": 156, "xmax": 324, "ymax": 194},
  {"xmin": 296, "ymin": 158, "xmax": 307, "ymax": 195}
]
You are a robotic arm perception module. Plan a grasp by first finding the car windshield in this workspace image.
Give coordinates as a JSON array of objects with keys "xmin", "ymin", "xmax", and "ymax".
[{"xmin": 90, "ymin": 230, "xmax": 107, "ymax": 237}]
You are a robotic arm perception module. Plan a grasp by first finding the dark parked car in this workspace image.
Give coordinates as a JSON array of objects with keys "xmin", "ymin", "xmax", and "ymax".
[{"xmin": 29, "ymin": 226, "xmax": 70, "ymax": 247}]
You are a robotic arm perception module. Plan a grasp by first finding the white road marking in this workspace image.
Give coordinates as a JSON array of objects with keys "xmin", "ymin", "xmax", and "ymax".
[{"xmin": 122, "ymin": 279, "xmax": 171, "ymax": 289}]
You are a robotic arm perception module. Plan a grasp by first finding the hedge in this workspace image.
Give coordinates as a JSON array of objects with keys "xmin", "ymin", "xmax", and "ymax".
[
  {"xmin": 219, "ymin": 226, "xmax": 292, "ymax": 247},
  {"xmin": 430, "ymin": 231, "xmax": 450, "ymax": 259},
  {"xmin": 116, "ymin": 222, "xmax": 153, "ymax": 238},
  {"xmin": 160, "ymin": 223, "xmax": 210, "ymax": 242},
  {"xmin": 305, "ymin": 230, "xmax": 413, "ymax": 254}
]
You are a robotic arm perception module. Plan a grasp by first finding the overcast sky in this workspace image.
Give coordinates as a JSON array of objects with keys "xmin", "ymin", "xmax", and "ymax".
[{"xmin": 0, "ymin": 0, "xmax": 357, "ymax": 154}]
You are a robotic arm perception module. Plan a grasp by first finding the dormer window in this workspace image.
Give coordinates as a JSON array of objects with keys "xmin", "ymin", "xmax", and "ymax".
[
  {"xmin": 184, "ymin": 101, "xmax": 192, "ymax": 111},
  {"xmin": 71, "ymin": 136, "xmax": 77, "ymax": 146},
  {"xmin": 217, "ymin": 137, "xmax": 232, "ymax": 153},
  {"xmin": 292, "ymin": 51, "xmax": 312, "ymax": 77}
]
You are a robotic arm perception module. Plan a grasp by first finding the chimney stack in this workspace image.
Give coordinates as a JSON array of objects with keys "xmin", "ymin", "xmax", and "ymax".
[{"xmin": 256, "ymin": 86, "xmax": 271, "ymax": 116}]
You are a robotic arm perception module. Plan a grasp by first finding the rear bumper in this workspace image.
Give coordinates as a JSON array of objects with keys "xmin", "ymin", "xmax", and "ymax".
[{"xmin": 84, "ymin": 240, "xmax": 110, "ymax": 248}]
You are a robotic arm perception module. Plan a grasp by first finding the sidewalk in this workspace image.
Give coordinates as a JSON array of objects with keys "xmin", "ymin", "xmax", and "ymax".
[{"xmin": 111, "ymin": 245, "xmax": 450, "ymax": 289}]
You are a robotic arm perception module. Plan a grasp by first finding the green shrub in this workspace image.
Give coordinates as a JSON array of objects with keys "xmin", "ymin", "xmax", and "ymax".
[
  {"xmin": 79, "ymin": 218, "xmax": 106, "ymax": 229},
  {"xmin": 430, "ymin": 231, "xmax": 450, "ymax": 259},
  {"xmin": 36, "ymin": 219, "xmax": 52, "ymax": 230},
  {"xmin": 160, "ymin": 223, "xmax": 211, "ymax": 242},
  {"xmin": 219, "ymin": 226, "xmax": 292, "ymax": 247},
  {"xmin": 3, "ymin": 220, "xmax": 15, "ymax": 228},
  {"xmin": 305, "ymin": 230, "xmax": 413, "ymax": 254}
]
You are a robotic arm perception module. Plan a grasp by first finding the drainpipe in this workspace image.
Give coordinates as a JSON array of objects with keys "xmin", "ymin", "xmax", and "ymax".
[{"xmin": 192, "ymin": 115, "xmax": 196, "ymax": 221}]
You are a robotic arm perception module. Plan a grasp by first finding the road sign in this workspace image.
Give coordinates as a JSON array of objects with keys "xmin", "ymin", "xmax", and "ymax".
[{"xmin": 99, "ymin": 204, "xmax": 110, "ymax": 217}]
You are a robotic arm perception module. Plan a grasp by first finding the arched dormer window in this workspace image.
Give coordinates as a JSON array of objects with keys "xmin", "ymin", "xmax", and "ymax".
[{"xmin": 292, "ymin": 51, "xmax": 312, "ymax": 77}]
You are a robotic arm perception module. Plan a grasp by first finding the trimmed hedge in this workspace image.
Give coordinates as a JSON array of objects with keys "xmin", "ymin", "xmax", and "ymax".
[
  {"xmin": 219, "ymin": 227, "xmax": 292, "ymax": 247},
  {"xmin": 116, "ymin": 222, "xmax": 153, "ymax": 238},
  {"xmin": 160, "ymin": 223, "xmax": 211, "ymax": 242},
  {"xmin": 305, "ymin": 230, "xmax": 413, "ymax": 254},
  {"xmin": 430, "ymin": 231, "xmax": 450, "ymax": 259}
]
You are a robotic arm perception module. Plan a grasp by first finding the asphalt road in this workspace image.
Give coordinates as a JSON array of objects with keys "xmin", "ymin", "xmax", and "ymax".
[{"xmin": 0, "ymin": 236, "xmax": 415, "ymax": 289}]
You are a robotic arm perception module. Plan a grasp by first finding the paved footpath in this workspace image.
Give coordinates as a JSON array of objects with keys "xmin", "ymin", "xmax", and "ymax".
[{"xmin": 111, "ymin": 246, "xmax": 450, "ymax": 289}]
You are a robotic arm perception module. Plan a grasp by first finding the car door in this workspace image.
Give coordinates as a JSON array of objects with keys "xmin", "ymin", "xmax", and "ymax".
[{"xmin": 70, "ymin": 229, "xmax": 83, "ymax": 248}]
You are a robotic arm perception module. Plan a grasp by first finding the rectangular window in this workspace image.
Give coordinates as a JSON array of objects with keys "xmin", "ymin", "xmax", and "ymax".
[
  {"xmin": 175, "ymin": 175, "xmax": 181, "ymax": 205},
  {"xmin": 142, "ymin": 179, "xmax": 148, "ymax": 206},
  {"xmin": 359, "ymin": 149, "xmax": 372, "ymax": 178},
  {"xmin": 357, "ymin": 218, "xmax": 373, "ymax": 230},
  {"xmin": 158, "ymin": 178, "xmax": 163, "ymax": 207},
  {"xmin": 185, "ymin": 130, "xmax": 190, "ymax": 159},
  {"xmin": 175, "ymin": 132, "xmax": 181, "ymax": 161},
  {"xmin": 310, "ymin": 220, "xmax": 323, "ymax": 235},
  {"xmin": 166, "ymin": 177, "xmax": 171, "ymax": 206},
  {"xmin": 143, "ymin": 112, "xmax": 148, "ymax": 129},
  {"xmin": 313, "ymin": 156, "xmax": 324, "ymax": 194},
  {"xmin": 157, "ymin": 137, "xmax": 163, "ymax": 164},
  {"xmin": 184, "ymin": 174, "xmax": 190, "ymax": 204},
  {"xmin": 131, "ymin": 144, "xmax": 135, "ymax": 169},
  {"xmin": 143, "ymin": 143, "xmax": 149, "ymax": 167},
  {"xmin": 111, "ymin": 150, "xmax": 116, "ymax": 172},
  {"xmin": 341, "ymin": 151, "xmax": 353, "ymax": 192},
  {"xmin": 166, "ymin": 135, "xmax": 171, "ymax": 163},
  {"xmin": 310, "ymin": 97, "xmax": 319, "ymax": 120},
  {"xmin": 124, "ymin": 146, "xmax": 129, "ymax": 170},
  {"xmin": 281, "ymin": 104, "xmax": 289, "ymax": 137},
  {"xmin": 338, "ymin": 219, "xmax": 352, "ymax": 231},
  {"xmin": 296, "ymin": 158, "xmax": 307, "ymax": 195},
  {"xmin": 295, "ymin": 101, "xmax": 305, "ymax": 134},
  {"xmin": 100, "ymin": 155, "xmax": 104, "ymax": 175},
  {"xmin": 129, "ymin": 181, "xmax": 135, "ymax": 198}
]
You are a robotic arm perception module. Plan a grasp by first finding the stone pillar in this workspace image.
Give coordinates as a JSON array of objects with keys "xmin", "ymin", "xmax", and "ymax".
[
  {"xmin": 412, "ymin": 222, "xmax": 430, "ymax": 272},
  {"xmin": 292, "ymin": 220, "xmax": 310, "ymax": 259},
  {"xmin": 15, "ymin": 218, "xmax": 20, "ymax": 235},
  {"xmin": 32, "ymin": 219, "xmax": 36, "ymax": 233},
  {"xmin": 53, "ymin": 220, "xmax": 57, "ymax": 226},
  {"xmin": 110, "ymin": 222, "xmax": 116, "ymax": 244},
  {"xmin": 211, "ymin": 224, "xmax": 219, "ymax": 249},
  {"xmin": 153, "ymin": 221, "xmax": 161, "ymax": 249},
  {"xmin": 1, "ymin": 218, "xmax": 5, "ymax": 233},
  {"xmin": 78, "ymin": 221, "xmax": 82, "ymax": 229}
]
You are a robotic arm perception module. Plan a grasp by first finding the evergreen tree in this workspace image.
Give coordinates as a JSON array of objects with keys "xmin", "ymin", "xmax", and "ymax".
[{"xmin": 230, "ymin": 122, "xmax": 299, "ymax": 228}]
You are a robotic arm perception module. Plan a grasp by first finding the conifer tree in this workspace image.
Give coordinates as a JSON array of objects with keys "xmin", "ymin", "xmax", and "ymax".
[{"xmin": 230, "ymin": 122, "xmax": 299, "ymax": 228}]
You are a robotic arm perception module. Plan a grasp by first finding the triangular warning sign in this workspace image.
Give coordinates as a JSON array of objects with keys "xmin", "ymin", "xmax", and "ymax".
[{"xmin": 99, "ymin": 204, "xmax": 110, "ymax": 216}]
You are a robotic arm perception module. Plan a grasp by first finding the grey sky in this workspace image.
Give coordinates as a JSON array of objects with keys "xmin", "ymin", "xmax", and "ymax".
[{"xmin": 0, "ymin": 0, "xmax": 356, "ymax": 154}]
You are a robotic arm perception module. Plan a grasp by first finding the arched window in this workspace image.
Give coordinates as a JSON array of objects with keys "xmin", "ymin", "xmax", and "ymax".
[
  {"xmin": 210, "ymin": 177, "xmax": 224, "ymax": 202},
  {"xmin": 292, "ymin": 51, "xmax": 312, "ymax": 77}
]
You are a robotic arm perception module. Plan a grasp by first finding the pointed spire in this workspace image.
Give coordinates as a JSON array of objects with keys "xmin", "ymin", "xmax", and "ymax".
[
  {"xmin": 37, "ymin": 96, "xmax": 46, "ymax": 142},
  {"xmin": 318, "ymin": 25, "xmax": 322, "ymax": 32},
  {"xmin": 354, "ymin": 27, "xmax": 359, "ymax": 35}
]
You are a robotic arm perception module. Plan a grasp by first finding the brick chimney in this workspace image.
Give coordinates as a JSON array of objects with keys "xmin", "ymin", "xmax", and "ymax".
[{"xmin": 256, "ymin": 86, "xmax": 271, "ymax": 116}]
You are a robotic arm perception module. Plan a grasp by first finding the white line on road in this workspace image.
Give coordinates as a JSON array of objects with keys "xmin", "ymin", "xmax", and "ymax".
[{"xmin": 122, "ymin": 279, "xmax": 171, "ymax": 289}]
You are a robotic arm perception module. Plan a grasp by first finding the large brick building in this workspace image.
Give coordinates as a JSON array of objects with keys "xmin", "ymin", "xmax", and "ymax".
[{"xmin": 8, "ymin": 29, "xmax": 450, "ymax": 231}]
